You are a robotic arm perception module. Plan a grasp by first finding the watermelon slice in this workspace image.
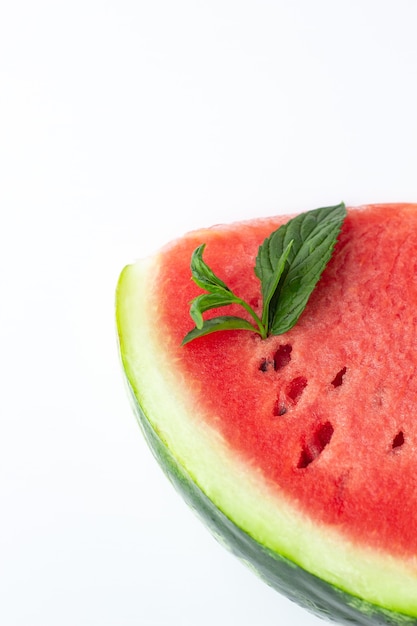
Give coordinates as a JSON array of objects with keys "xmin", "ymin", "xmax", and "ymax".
[{"xmin": 116, "ymin": 203, "xmax": 417, "ymax": 625}]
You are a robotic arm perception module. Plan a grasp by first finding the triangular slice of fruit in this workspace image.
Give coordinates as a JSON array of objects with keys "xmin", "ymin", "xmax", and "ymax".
[{"xmin": 116, "ymin": 203, "xmax": 417, "ymax": 625}]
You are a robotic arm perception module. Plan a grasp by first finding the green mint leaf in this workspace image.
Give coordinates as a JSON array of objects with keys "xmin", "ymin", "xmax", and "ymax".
[
  {"xmin": 188, "ymin": 244, "xmax": 266, "ymax": 337},
  {"xmin": 190, "ymin": 292, "xmax": 241, "ymax": 328},
  {"xmin": 182, "ymin": 316, "xmax": 259, "ymax": 345},
  {"xmin": 190, "ymin": 244, "xmax": 232, "ymax": 294},
  {"xmin": 265, "ymin": 202, "xmax": 346, "ymax": 335},
  {"xmin": 255, "ymin": 238, "xmax": 294, "ymax": 329}
]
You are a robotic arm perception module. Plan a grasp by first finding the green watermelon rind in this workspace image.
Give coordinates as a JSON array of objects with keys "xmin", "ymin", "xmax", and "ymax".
[{"xmin": 122, "ymin": 373, "xmax": 417, "ymax": 626}]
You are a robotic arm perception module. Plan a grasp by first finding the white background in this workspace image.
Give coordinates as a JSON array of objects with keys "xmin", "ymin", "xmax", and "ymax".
[{"xmin": 1, "ymin": 1, "xmax": 417, "ymax": 625}]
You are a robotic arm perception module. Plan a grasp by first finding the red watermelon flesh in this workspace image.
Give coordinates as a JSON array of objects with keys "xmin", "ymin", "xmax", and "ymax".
[{"xmin": 155, "ymin": 203, "xmax": 417, "ymax": 560}]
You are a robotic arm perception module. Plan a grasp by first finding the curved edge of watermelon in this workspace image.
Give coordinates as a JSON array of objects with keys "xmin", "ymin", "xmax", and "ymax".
[
  {"xmin": 116, "ymin": 255, "xmax": 417, "ymax": 626},
  {"xmin": 123, "ymin": 375, "xmax": 416, "ymax": 626}
]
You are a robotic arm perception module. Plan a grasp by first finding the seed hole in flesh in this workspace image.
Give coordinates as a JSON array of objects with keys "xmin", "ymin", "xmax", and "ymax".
[
  {"xmin": 259, "ymin": 358, "xmax": 274, "ymax": 372},
  {"xmin": 286, "ymin": 376, "xmax": 307, "ymax": 403},
  {"xmin": 331, "ymin": 366, "xmax": 347, "ymax": 388},
  {"xmin": 273, "ymin": 344, "xmax": 292, "ymax": 370},
  {"xmin": 297, "ymin": 421, "xmax": 334, "ymax": 469},
  {"xmin": 273, "ymin": 401, "xmax": 287, "ymax": 416},
  {"xmin": 392, "ymin": 430, "xmax": 405, "ymax": 449}
]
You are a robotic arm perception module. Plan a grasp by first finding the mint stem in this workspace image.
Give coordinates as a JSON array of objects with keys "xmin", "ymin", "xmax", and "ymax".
[{"xmin": 237, "ymin": 298, "xmax": 267, "ymax": 339}]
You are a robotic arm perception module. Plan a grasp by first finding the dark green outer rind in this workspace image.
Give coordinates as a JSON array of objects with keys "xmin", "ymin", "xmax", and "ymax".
[{"xmin": 124, "ymin": 377, "xmax": 417, "ymax": 626}]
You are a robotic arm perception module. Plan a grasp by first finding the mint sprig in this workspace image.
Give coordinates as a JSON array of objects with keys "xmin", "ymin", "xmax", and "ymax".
[{"xmin": 182, "ymin": 202, "xmax": 346, "ymax": 345}]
